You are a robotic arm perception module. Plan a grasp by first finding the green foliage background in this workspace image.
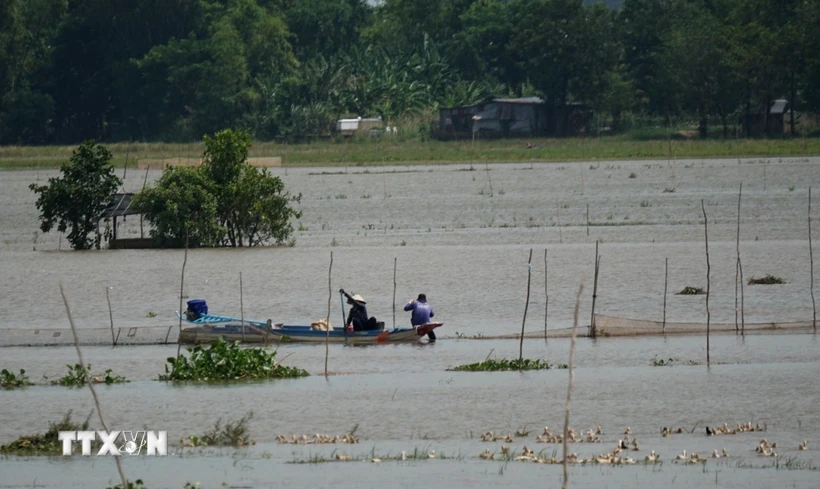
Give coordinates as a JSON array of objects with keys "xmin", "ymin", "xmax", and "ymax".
[{"xmin": 1, "ymin": 0, "xmax": 819, "ymax": 144}]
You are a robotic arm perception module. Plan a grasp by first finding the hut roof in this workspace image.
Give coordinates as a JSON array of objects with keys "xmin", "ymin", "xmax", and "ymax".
[{"xmin": 100, "ymin": 193, "xmax": 138, "ymax": 219}]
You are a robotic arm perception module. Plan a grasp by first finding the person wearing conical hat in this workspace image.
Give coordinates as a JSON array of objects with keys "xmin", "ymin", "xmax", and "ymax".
[{"xmin": 340, "ymin": 289, "xmax": 369, "ymax": 331}]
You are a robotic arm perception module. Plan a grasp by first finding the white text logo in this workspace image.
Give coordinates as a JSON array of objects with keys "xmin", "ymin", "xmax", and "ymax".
[{"xmin": 57, "ymin": 431, "xmax": 168, "ymax": 456}]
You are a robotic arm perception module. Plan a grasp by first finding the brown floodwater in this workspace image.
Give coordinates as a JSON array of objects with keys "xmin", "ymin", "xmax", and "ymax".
[{"xmin": 1, "ymin": 158, "xmax": 819, "ymax": 488}]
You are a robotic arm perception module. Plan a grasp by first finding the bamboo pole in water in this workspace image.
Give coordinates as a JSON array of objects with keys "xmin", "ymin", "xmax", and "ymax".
[
  {"xmin": 325, "ymin": 251, "xmax": 333, "ymax": 377},
  {"xmin": 106, "ymin": 286, "xmax": 116, "ymax": 346},
  {"xmin": 557, "ymin": 203, "xmax": 563, "ymax": 244},
  {"xmin": 544, "ymin": 248, "xmax": 549, "ymax": 339},
  {"xmin": 662, "ymin": 258, "xmax": 668, "ymax": 333},
  {"xmin": 175, "ymin": 243, "xmax": 188, "ymax": 357},
  {"xmin": 562, "ymin": 282, "xmax": 584, "ymax": 489},
  {"xmin": 586, "ymin": 203, "xmax": 590, "ymax": 237},
  {"xmin": 518, "ymin": 249, "xmax": 533, "ymax": 370},
  {"xmin": 240, "ymin": 272, "xmax": 245, "ymax": 343},
  {"xmin": 140, "ymin": 165, "xmax": 150, "ymax": 238},
  {"xmin": 590, "ymin": 241, "xmax": 600, "ymax": 338},
  {"xmin": 393, "ymin": 257, "xmax": 397, "ymax": 330},
  {"xmin": 60, "ymin": 283, "xmax": 130, "ymax": 489},
  {"xmin": 810, "ymin": 188, "xmax": 817, "ymax": 331},
  {"xmin": 734, "ymin": 183, "xmax": 746, "ymax": 336},
  {"xmin": 702, "ymin": 200, "xmax": 711, "ymax": 365}
]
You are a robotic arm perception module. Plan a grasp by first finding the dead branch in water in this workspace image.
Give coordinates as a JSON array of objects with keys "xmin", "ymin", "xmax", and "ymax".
[{"xmin": 60, "ymin": 283, "xmax": 129, "ymax": 489}]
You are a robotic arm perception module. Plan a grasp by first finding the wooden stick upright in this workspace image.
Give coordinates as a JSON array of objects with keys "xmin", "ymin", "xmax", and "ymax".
[
  {"xmin": 393, "ymin": 257, "xmax": 397, "ymax": 330},
  {"xmin": 562, "ymin": 282, "xmax": 584, "ymax": 489},
  {"xmin": 590, "ymin": 241, "xmax": 600, "ymax": 338},
  {"xmin": 662, "ymin": 258, "xmax": 668, "ymax": 333},
  {"xmin": 544, "ymin": 249, "xmax": 549, "ymax": 339},
  {"xmin": 325, "ymin": 251, "xmax": 333, "ymax": 377},
  {"xmin": 702, "ymin": 200, "xmax": 711, "ymax": 365},
  {"xmin": 140, "ymin": 165, "xmax": 150, "ymax": 239},
  {"xmin": 106, "ymin": 286, "xmax": 116, "ymax": 346},
  {"xmin": 176, "ymin": 242, "xmax": 188, "ymax": 358},
  {"xmin": 240, "ymin": 272, "xmax": 245, "ymax": 343},
  {"xmin": 734, "ymin": 183, "xmax": 745, "ymax": 336},
  {"xmin": 518, "ymin": 249, "xmax": 534, "ymax": 370},
  {"xmin": 810, "ymin": 188, "xmax": 817, "ymax": 331}
]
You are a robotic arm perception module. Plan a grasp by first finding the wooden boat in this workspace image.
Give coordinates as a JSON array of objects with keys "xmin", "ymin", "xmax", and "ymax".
[
  {"xmin": 264, "ymin": 322, "xmax": 443, "ymax": 345},
  {"xmin": 176, "ymin": 311, "xmax": 443, "ymax": 345}
]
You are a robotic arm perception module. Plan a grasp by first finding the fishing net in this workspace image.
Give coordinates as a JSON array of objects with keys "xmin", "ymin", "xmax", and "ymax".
[
  {"xmin": 0, "ymin": 326, "xmax": 179, "ymax": 347},
  {"xmin": 592, "ymin": 314, "xmax": 814, "ymax": 337}
]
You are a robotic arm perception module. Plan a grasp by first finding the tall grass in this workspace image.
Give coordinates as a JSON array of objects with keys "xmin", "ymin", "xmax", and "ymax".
[{"xmin": 2, "ymin": 136, "xmax": 820, "ymax": 169}]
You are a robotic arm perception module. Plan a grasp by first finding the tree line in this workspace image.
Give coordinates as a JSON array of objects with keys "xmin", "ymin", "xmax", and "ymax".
[{"xmin": 2, "ymin": 0, "xmax": 818, "ymax": 144}]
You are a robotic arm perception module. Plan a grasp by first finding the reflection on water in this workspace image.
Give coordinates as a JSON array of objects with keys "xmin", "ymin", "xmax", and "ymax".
[{"xmin": 1, "ymin": 159, "xmax": 818, "ymax": 488}]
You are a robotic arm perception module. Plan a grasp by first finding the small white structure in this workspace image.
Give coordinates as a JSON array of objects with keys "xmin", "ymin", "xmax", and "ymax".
[{"xmin": 336, "ymin": 116, "xmax": 383, "ymax": 136}]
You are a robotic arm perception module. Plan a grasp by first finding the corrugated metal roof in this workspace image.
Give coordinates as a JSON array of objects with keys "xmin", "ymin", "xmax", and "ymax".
[
  {"xmin": 493, "ymin": 97, "xmax": 545, "ymax": 104},
  {"xmin": 100, "ymin": 193, "xmax": 138, "ymax": 219},
  {"xmin": 770, "ymin": 99, "xmax": 788, "ymax": 114}
]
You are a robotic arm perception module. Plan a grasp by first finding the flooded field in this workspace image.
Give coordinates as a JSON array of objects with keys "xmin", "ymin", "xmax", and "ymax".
[{"xmin": 1, "ymin": 157, "xmax": 819, "ymax": 488}]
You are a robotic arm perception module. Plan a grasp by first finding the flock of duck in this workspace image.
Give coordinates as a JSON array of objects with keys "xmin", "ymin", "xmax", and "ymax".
[
  {"xmin": 275, "ymin": 433, "xmax": 360, "ymax": 444},
  {"xmin": 278, "ymin": 422, "xmax": 810, "ymax": 465},
  {"xmin": 472, "ymin": 423, "xmax": 810, "ymax": 465}
]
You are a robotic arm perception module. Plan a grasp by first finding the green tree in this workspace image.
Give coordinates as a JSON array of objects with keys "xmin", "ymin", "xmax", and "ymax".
[
  {"xmin": 29, "ymin": 141, "xmax": 121, "ymax": 250},
  {"xmin": 135, "ymin": 129, "xmax": 301, "ymax": 248},
  {"xmin": 131, "ymin": 166, "xmax": 223, "ymax": 248},
  {"xmin": 202, "ymin": 129, "xmax": 301, "ymax": 246}
]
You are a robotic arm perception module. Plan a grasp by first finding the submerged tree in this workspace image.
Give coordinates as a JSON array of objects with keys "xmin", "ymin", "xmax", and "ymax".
[
  {"xmin": 131, "ymin": 166, "xmax": 223, "ymax": 247},
  {"xmin": 29, "ymin": 140, "xmax": 121, "ymax": 250},
  {"xmin": 135, "ymin": 128, "xmax": 301, "ymax": 248}
]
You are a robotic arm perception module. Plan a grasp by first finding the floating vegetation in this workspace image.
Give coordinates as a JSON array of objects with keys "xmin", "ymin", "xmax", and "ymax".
[
  {"xmin": 53, "ymin": 364, "xmax": 128, "ymax": 386},
  {"xmin": 650, "ymin": 355, "xmax": 678, "ymax": 367},
  {"xmin": 628, "ymin": 172, "xmax": 637, "ymax": 179},
  {"xmin": 184, "ymin": 411, "xmax": 255, "ymax": 447},
  {"xmin": 676, "ymin": 286, "xmax": 705, "ymax": 295},
  {"xmin": 1, "ymin": 368, "xmax": 32, "ymax": 388},
  {"xmin": 158, "ymin": 339, "xmax": 308, "ymax": 381},
  {"xmin": 747, "ymin": 274, "xmax": 786, "ymax": 285},
  {"xmin": 0, "ymin": 410, "xmax": 92, "ymax": 455},
  {"xmin": 663, "ymin": 187, "xmax": 676, "ymax": 193},
  {"xmin": 447, "ymin": 358, "xmax": 567, "ymax": 372}
]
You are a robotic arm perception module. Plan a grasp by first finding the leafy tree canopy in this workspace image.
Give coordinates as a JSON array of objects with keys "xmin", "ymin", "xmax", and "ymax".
[
  {"xmin": 29, "ymin": 141, "xmax": 122, "ymax": 250},
  {"xmin": 135, "ymin": 129, "xmax": 301, "ymax": 248}
]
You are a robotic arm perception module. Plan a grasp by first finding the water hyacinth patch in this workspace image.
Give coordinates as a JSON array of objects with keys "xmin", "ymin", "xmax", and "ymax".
[
  {"xmin": 52, "ymin": 363, "xmax": 129, "ymax": 386},
  {"xmin": 447, "ymin": 358, "xmax": 567, "ymax": 372},
  {"xmin": 1, "ymin": 368, "xmax": 33, "ymax": 388},
  {"xmin": 158, "ymin": 339, "xmax": 309, "ymax": 381}
]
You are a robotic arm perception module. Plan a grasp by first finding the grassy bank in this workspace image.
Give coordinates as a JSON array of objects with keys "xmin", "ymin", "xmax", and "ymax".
[{"xmin": 2, "ymin": 135, "xmax": 819, "ymax": 169}]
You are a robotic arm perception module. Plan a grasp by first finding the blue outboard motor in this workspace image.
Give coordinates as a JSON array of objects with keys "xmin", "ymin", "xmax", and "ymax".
[{"xmin": 186, "ymin": 299, "xmax": 208, "ymax": 320}]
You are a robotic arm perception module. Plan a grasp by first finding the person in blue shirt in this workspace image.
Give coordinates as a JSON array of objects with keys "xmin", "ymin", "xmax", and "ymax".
[{"xmin": 404, "ymin": 293, "xmax": 436, "ymax": 341}]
